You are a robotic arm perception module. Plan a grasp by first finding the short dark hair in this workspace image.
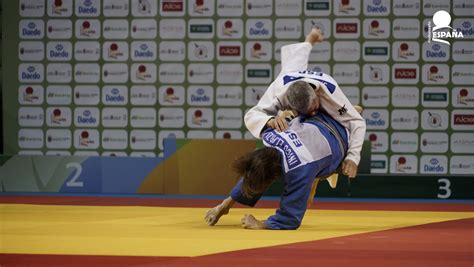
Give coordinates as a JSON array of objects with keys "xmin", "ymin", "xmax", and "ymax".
[
  {"xmin": 232, "ymin": 147, "xmax": 282, "ymax": 198},
  {"xmin": 287, "ymin": 81, "xmax": 317, "ymax": 114}
]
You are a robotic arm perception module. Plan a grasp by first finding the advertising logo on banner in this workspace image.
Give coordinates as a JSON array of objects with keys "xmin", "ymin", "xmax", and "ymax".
[
  {"xmin": 158, "ymin": 108, "xmax": 185, "ymax": 128},
  {"xmin": 19, "ymin": 41, "xmax": 45, "ymax": 61},
  {"xmin": 393, "ymin": 0, "xmax": 420, "ymax": 16},
  {"xmin": 365, "ymin": 131, "xmax": 388, "ymax": 153},
  {"xmin": 450, "ymin": 156, "xmax": 474, "ymax": 175},
  {"xmin": 189, "ymin": 0, "xmax": 214, "ymax": 16},
  {"xmin": 132, "ymin": 19, "xmax": 158, "ymax": 39},
  {"xmin": 451, "ymin": 133, "xmax": 474, "ymax": 153},
  {"xmin": 452, "ymin": 64, "xmax": 474, "ymax": 85},
  {"xmin": 160, "ymin": 0, "xmax": 185, "ymax": 16},
  {"xmin": 361, "ymin": 87, "xmax": 389, "ymax": 107},
  {"xmin": 46, "ymin": 63, "xmax": 72, "ymax": 83},
  {"xmin": 392, "ymin": 64, "xmax": 419, "ymax": 84},
  {"xmin": 188, "ymin": 64, "xmax": 215, "ymax": 84},
  {"xmin": 46, "ymin": 107, "xmax": 72, "ymax": 127},
  {"xmin": 275, "ymin": 19, "xmax": 302, "ymax": 39},
  {"xmin": 390, "ymin": 155, "xmax": 417, "ymax": 174},
  {"xmin": 187, "ymin": 108, "xmax": 213, "ymax": 128},
  {"xmin": 130, "ymin": 130, "xmax": 156, "ymax": 150},
  {"xmin": 46, "ymin": 85, "xmax": 72, "ymax": 105},
  {"xmin": 46, "ymin": 129, "xmax": 72, "ymax": 149},
  {"xmin": 390, "ymin": 132, "xmax": 418, "ymax": 153},
  {"xmin": 420, "ymin": 132, "xmax": 449, "ymax": 153},
  {"xmin": 392, "ymin": 19, "xmax": 420, "ymax": 39},
  {"xmin": 19, "ymin": 63, "xmax": 44, "ymax": 82},
  {"xmin": 158, "ymin": 86, "xmax": 184, "ymax": 106},
  {"xmin": 216, "ymin": 86, "xmax": 243, "ymax": 106},
  {"xmin": 74, "ymin": 107, "xmax": 100, "ymax": 127},
  {"xmin": 451, "ymin": 109, "xmax": 474, "ymax": 130},
  {"xmin": 392, "ymin": 87, "xmax": 419, "ymax": 107},
  {"xmin": 422, "ymin": 87, "xmax": 449, "ymax": 107},
  {"xmin": 246, "ymin": 0, "xmax": 273, "ymax": 16},
  {"xmin": 421, "ymin": 109, "xmax": 449, "ymax": 130},
  {"xmin": 102, "ymin": 86, "xmax": 128, "ymax": 105},
  {"xmin": 75, "ymin": 0, "xmax": 101, "ymax": 17},
  {"xmin": 47, "ymin": 42, "xmax": 72, "ymax": 61},
  {"xmin": 187, "ymin": 86, "xmax": 214, "ymax": 106},
  {"xmin": 131, "ymin": 64, "xmax": 156, "ymax": 84},
  {"xmin": 333, "ymin": 64, "xmax": 360, "ymax": 85},
  {"xmin": 363, "ymin": 18, "xmax": 389, "ymax": 39},
  {"xmin": 47, "ymin": 19, "xmax": 73, "ymax": 39},
  {"xmin": 420, "ymin": 156, "xmax": 448, "ymax": 174},
  {"xmin": 217, "ymin": 0, "xmax": 243, "ymax": 17},
  {"xmin": 363, "ymin": 41, "xmax": 390, "ymax": 62},
  {"xmin": 19, "ymin": 85, "xmax": 44, "ymax": 105},
  {"xmin": 18, "ymin": 129, "xmax": 44, "ymax": 149},
  {"xmin": 103, "ymin": 0, "xmax": 129, "ymax": 17},
  {"xmin": 245, "ymin": 86, "xmax": 266, "ymax": 106},
  {"xmin": 246, "ymin": 41, "xmax": 271, "ymax": 61},
  {"xmin": 20, "ymin": 0, "xmax": 46, "ymax": 17},
  {"xmin": 216, "ymin": 108, "xmax": 243, "ymax": 129},
  {"xmin": 453, "ymin": 87, "xmax": 474, "ymax": 107},
  {"xmin": 159, "ymin": 41, "xmax": 185, "ymax": 61},
  {"xmin": 101, "ymin": 108, "xmax": 128, "ymax": 128},
  {"xmin": 246, "ymin": 19, "xmax": 272, "ymax": 39},
  {"xmin": 217, "ymin": 19, "xmax": 244, "ymax": 39},
  {"xmin": 74, "ymin": 86, "xmax": 100, "ymax": 105},
  {"xmin": 131, "ymin": 86, "xmax": 157, "ymax": 106},
  {"xmin": 363, "ymin": 64, "xmax": 389, "ymax": 84},
  {"xmin": 188, "ymin": 41, "xmax": 214, "ymax": 61},
  {"xmin": 131, "ymin": 41, "xmax": 156, "ymax": 61},
  {"xmin": 102, "ymin": 130, "xmax": 128, "ymax": 150},
  {"xmin": 390, "ymin": 109, "xmax": 419, "ymax": 130},
  {"xmin": 363, "ymin": 0, "xmax": 390, "ymax": 16},
  {"xmin": 130, "ymin": 108, "xmax": 157, "ymax": 128},
  {"xmin": 215, "ymin": 130, "xmax": 243, "ymax": 140},
  {"xmin": 370, "ymin": 154, "xmax": 388, "ymax": 174},
  {"xmin": 333, "ymin": 41, "xmax": 360, "ymax": 62},
  {"xmin": 131, "ymin": 0, "xmax": 157, "ymax": 17},
  {"xmin": 103, "ymin": 42, "xmax": 129, "ymax": 61},
  {"xmin": 74, "ymin": 129, "xmax": 99, "ymax": 149},
  {"xmin": 392, "ymin": 41, "xmax": 419, "ymax": 62},
  {"xmin": 159, "ymin": 64, "xmax": 185, "ymax": 84},
  {"xmin": 363, "ymin": 109, "xmax": 389, "ymax": 130},
  {"xmin": 427, "ymin": 10, "xmax": 464, "ymax": 45},
  {"xmin": 48, "ymin": 0, "xmax": 73, "ymax": 17}
]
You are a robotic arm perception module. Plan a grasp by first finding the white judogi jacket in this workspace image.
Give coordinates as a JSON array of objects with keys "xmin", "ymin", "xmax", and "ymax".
[{"xmin": 244, "ymin": 42, "xmax": 366, "ymax": 165}]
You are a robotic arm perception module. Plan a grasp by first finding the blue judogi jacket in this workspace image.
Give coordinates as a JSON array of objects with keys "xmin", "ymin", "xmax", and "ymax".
[{"xmin": 231, "ymin": 111, "xmax": 348, "ymax": 230}]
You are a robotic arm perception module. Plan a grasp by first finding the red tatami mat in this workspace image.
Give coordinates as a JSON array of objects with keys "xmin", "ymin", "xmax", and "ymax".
[{"xmin": 1, "ymin": 217, "xmax": 472, "ymax": 267}]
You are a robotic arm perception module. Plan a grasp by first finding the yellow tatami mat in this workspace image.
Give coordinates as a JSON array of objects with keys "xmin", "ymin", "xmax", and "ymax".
[{"xmin": 1, "ymin": 204, "xmax": 473, "ymax": 257}]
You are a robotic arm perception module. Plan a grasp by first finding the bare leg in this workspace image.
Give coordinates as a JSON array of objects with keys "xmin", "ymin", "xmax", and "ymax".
[{"xmin": 205, "ymin": 196, "xmax": 235, "ymax": 226}]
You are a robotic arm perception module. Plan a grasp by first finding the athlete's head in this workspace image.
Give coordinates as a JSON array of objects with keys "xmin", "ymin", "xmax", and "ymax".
[
  {"xmin": 232, "ymin": 147, "xmax": 282, "ymax": 198},
  {"xmin": 287, "ymin": 81, "xmax": 320, "ymax": 116}
]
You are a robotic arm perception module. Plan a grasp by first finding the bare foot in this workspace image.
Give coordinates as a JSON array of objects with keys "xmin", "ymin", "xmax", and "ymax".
[
  {"xmin": 354, "ymin": 105, "xmax": 363, "ymax": 114},
  {"xmin": 205, "ymin": 203, "xmax": 229, "ymax": 226}
]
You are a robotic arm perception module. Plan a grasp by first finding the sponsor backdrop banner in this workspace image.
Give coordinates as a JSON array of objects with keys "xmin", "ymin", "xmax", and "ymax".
[{"xmin": 2, "ymin": 0, "xmax": 474, "ymax": 176}]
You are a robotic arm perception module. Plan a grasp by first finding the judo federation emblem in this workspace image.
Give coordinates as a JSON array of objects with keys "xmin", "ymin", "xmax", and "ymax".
[{"xmin": 338, "ymin": 105, "xmax": 347, "ymax": 116}]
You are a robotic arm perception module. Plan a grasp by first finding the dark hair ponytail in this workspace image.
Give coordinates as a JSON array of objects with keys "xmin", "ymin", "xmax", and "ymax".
[{"xmin": 232, "ymin": 147, "xmax": 282, "ymax": 198}]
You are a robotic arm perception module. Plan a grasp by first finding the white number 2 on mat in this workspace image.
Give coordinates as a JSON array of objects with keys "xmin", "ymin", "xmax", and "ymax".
[{"xmin": 66, "ymin": 162, "xmax": 84, "ymax": 187}]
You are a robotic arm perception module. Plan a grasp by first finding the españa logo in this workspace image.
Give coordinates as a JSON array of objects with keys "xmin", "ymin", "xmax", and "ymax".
[{"xmin": 427, "ymin": 10, "xmax": 464, "ymax": 45}]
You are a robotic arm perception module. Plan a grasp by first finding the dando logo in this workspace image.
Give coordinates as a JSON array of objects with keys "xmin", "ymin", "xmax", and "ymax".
[{"xmin": 427, "ymin": 10, "xmax": 464, "ymax": 45}]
